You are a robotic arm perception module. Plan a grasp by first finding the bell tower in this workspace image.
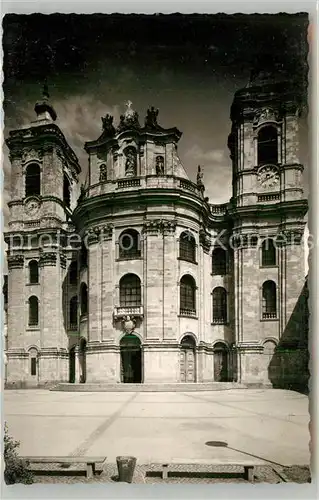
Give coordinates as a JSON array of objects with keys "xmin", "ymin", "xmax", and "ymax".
[
  {"xmin": 228, "ymin": 69, "xmax": 305, "ymax": 208},
  {"xmin": 5, "ymin": 84, "xmax": 81, "ymax": 388},
  {"xmin": 228, "ymin": 69, "xmax": 308, "ymax": 385}
]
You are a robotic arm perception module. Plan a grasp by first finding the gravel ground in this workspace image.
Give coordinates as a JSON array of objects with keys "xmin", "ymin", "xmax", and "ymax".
[{"xmin": 26, "ymin": 462, "xmax": 311, "ymax": 484}]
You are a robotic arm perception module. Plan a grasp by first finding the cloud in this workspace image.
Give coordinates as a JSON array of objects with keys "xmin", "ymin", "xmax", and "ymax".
[
  {"xmin": 184, "ymin": 144, "xmax": 232, "ymax": 203},
  {"xmin": 185, "ymin": 144, "xmax": 227, "ymax": 164}
]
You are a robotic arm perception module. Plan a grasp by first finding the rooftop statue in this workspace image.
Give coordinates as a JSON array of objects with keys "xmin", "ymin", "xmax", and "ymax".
[
  {"xmin": 145, "ymin": 106, "xmax": 160, "ymax": 129},
  {"xmin": 197, "ymin": 165, "xmax": 205, "ymax": 193},
  {"xmin": 101, "ymin": 114, "xmax": 116, "ymax": 136},
  {"xmin": 117, "ymin": 100, "xmax": 140, "ymax": 131}
]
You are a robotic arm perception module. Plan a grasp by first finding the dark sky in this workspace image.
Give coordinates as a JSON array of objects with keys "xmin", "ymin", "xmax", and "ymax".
[{"xmin": 2, "ymin": 13, "xmax": 309, "ymax": 218}]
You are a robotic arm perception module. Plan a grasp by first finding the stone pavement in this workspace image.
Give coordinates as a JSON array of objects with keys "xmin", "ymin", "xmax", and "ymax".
[{"xmin": 4, "ymin": 388, "xmax": 310, "ymax": 467}]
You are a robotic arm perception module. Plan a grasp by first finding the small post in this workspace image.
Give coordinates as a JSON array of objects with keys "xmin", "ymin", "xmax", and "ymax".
[
  {"xmin": 244, "ymin": 465, "xmax": 254, "ymax": 482},
  {"xmin": 162, "ymin": 464, "xmax": 168, "ymax": 480}
]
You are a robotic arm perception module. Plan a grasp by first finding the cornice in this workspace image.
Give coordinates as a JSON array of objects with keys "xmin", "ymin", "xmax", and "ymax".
[{"xmin": 84, "ymin": 127, "xmax": 182, "ymax": 153}]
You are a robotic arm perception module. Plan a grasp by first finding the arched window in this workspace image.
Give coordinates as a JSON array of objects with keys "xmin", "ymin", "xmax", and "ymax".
[
  {"xmin": 69, "ymin": 296, "xmax": 78, "ymax": 327},
  {"xmin": 262, "ymin": 280, "xmax": 277, "ymax": 319},
  {"xmin": 28, "ymin": 296, "xmax": 39, "ymax": 326},
  {"xmin": 63, "ymin": 174, "xmax": 71, "ymax": 208},
  {"xmin": 69, "ymin": 261, "xmax": 78, "ymax": 285},
  {"xmin": 119, "ymin": 229, "xmax": 141, "ymax": 259},
  {"xmin": 28, "ymin": 260, "xmax": 39, "ymax": 284},
  {"xmin": 179, "ymin": 231, "xmax": 196, "ymax": 263},
  {"xmin": 25, "ymin": 163, "xmax": 41, "ymax": 197},
  {"xmin": 212, "ymin": 287, "xmax": 227, "ymax": 323},
  {"xmin": 28, "ymin": 347, "xmax": 38, "ymax": 376},
  {"xmin": 180, "ymin": 275, "xmax": 196, "ymax": 315},
  {"xmin": 261, "ymin": 238, "xmax": 276, "ymax": 267},
  {"xmin": 80, "ymin": 283, "xmax": 88, "ymax": 316},
  {"xmin": 257, "ymin": 126, "xmax": 278, "ymax": 165},
  {"xmin": 120, "ymin": 274, "xmax": 141, "ymax": 307},
  {"xmin": 212, "ymin": 248, "xmax": 227, "ymax": 275}
]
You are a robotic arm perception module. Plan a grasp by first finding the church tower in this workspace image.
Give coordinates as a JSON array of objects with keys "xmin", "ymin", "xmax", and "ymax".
[
  {"xmin": 228, "ymin": 69, "xmax": 308, "ymax": 384},
  {"xmin": 229, "ymin": 66, "xmax": 307, "ymax": 384},
  {"xmin": 5, "ymin": 85, "xmax": 81, "ymax": 387}
]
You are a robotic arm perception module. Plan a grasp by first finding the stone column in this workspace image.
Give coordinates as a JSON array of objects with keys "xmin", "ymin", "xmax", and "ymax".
[
  {"xmin": 7, "ymin": 255, "xmax": 25, "ymax": 348},
  {"xmin": 162, "ymin": 221, "xmax": 178, "ymax": 341},
  {"xmin": 143, "ymin": 220, "xmax": 164, "ymax": 340},
  {"xmin": 199, "ymin": 230, "xmax": 211, "ymax": 343},
  {"xmin": 84, "ymin": 227, "xmax": 102, "ymax": 343},
  {"xmin": 39, "ymin": 251, "xmax": 60, "ymax": 348},
  {"xmin": 101, "ymin": 224, "xmax": 114, "ymax": 341}
]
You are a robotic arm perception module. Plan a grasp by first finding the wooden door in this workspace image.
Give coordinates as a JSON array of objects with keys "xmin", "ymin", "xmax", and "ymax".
[
  {"xmin": 180, "ymin": 349, "xmax": 195, "ymax": 382},
  {"xmin": 214, "ymin": 349, "xmax": 228, "ymax": 382},
  {"xmin": 180, "ymin": 350, "xmax": 186, "ymax": 382},
  {"xmin": 186, "ymin": 349, "xmax": 195, "ymax": 382}
]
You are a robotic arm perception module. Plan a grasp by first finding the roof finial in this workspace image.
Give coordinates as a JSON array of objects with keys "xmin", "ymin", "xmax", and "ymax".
[
  {"xmin": 42, "ymin": 80, "xmax": 50, "ymax": 100},
  {"xmin": 34, "ymin": 79, "xmax": 57, "ymax": 122}
]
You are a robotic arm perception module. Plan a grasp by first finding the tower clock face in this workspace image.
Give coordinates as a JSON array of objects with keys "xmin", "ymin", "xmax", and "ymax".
[
  {"xmin": 257, "ymin": 166, "xmax": 279, "ymax": 189},
  {"xmin": 25, "ymin": 199, "xmax": 40, "ymax": 216}
]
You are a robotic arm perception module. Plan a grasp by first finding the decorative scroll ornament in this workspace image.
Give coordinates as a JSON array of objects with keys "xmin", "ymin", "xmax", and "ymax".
[
  {"xmin": 122, "ymin": 315, "xmax": 136, "ymax": 333},
  {"xmin": 254, "ymin": 107, "xmax": 280, "ymax": 126},
  {"xmin": 7, "ymin": 254, "xmax": 24, "ymax": 269},
  {"xmin": 39, "ymin": 252, "xmax": 57, "ymax": 266},
  {"xmin": 84, "ymin": 224, "xmax": 114, "ymax": 244},
  {"xmin": 142, "ymin": 219, "xmax": 176, "ymax": 235},
  {"xmin": 22, "ymin": 148, "xmax": 43, "ymax": 164},
  {"xmin": 280, "ymin": 230, "xmax": 303, "ymax": 245},
  {"xmin": 199, "ymin": 229, "xmax": 211, "ymax": 252}
]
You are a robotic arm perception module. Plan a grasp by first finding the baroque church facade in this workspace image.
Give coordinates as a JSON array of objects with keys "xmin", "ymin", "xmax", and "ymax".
[{"xmin": 4, "ymin": 72, "xmax": 308, "ymax": 388}]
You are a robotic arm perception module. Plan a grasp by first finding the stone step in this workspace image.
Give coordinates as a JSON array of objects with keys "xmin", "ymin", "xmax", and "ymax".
[{"xmin": 51, "ymin": 382, "xmax": 247, "ymax": 392}]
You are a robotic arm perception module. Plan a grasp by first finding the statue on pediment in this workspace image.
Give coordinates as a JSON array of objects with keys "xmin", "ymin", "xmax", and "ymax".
[
  {"xmin": 145, "ymin": 106, "xmax": 160, "ymax": 129},
  {"xmin": 156, "ymin": 155, "xmax": 164, "ymax": 175},
  {"xmin": 99, "ymin": 163, "xmax": 107, "ymax": 182},
  {"xmin": 125, "ymin": 147, "xmax": 137, "ymax": 177},
  {"xmin": 197, "ymin": 165, "xmax": 205, "ymax": 192},
  {"xmin": 117, "ymin": 100, "xmax": 141, "ymax": 132}
]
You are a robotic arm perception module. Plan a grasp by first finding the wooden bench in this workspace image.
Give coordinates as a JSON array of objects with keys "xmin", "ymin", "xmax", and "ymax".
[
  {"xmin": 155, "ymin": 458, "xmax": 265, "ymax": 482},
  {"xmin": 21, "ymin": 456, "xmax": 106, "ymax": 479}
]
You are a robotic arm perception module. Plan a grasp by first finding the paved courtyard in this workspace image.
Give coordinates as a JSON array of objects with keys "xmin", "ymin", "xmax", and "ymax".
[{"xmin": 4, "ymin": 388, "xmax": 310, "ymax": 466}]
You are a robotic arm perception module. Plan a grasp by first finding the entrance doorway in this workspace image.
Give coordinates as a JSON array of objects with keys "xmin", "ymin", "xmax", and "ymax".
[
  {"xmin": 79, "ymin": 338, "xmax": 87, "ymax": 383},
  {"xmin": 213, "ymin": 342, "xmax": 228, "ymax": 382},
  {"xmin": 120, "ymin": 334, "xmax": 142, "ymax": 383},
  {"xmin": 180, "ymin": 335, "xmax": 196, "ymax": 382},
  {"xmin": 69, "ymin": 346, "xmax": 76, "ymax": 383}
]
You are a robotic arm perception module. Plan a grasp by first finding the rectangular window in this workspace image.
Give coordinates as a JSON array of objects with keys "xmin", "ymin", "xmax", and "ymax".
[{"xmin": 31, "ymin": 357, "xmax": 37, "ymax": 376}]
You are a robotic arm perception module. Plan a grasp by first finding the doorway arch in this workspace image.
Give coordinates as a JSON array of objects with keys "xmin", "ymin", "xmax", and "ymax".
[
  {"xmin": 79, "ymin": 338, "xmax": 87, "ymax": 383},
  {"xmin": 180, "ymin": 335, "xmax": 196, "ymax": 382},
  {"xmin": 120, "ymin": 334, "xmax": 142, "ymax": 383},
  {"xmin": 69, "ymin": 346, "xmax": 76, "ymax": 383},
  {"xmin": 213, "ymin": 342, "xmax": 228, "ymax": 382}
]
